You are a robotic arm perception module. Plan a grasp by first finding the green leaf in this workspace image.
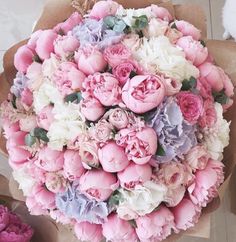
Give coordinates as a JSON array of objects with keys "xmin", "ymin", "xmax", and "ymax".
[
  {"xmin": 181, "ymin": 76, "xmax": 197, "ymax": 91},
  {"xmin": 128, "ymin": 220, "xmax": 137, "ymax": 228},
  {"xmin": 25, "ymin": 133, "xmax": 37, "ymax": 147},
  {"xmin": 64, "ymin": 92, "xmax": 83, "ymax": 103},
  {"xmin": 129, "ymin": 71, "xmax": 137, "ymax": 79},
  {"xmin": 213, "ymin": 89, "xmax": 229, "ymax": 105},
  {"xmin": 200, "ymin": 40, "xmax": 206, "ymax": 47},
  {"xmin": 171, "ymin": 22, "xmax": 178, "ymax": 29},
  {"xmin": 33, "ymin": 128, "xmax": 49, "ymax": 142},
  {"xmin": 156, "ymin": 143, "xmax": 166, "ymax": 156},
  {"xmin": 113, "ymin": 20, "xmax": 127, "ymax": 33},
  {"xmin": 0, "ymin": 199, "xmax": 6, "ymax": 205},
  {"xmin": 32, "ymin": 54, "xmax": 42, "ymax": 63},
  {"xmin": 132, "ymin": 15, "xmax": 148, "ymax": 29},
  {"xmin": 103, "ymin": 16, "xmax": 116, "ymax": 28},
  {"xmin": 108, "ymin": 191, "xmax": 122, "ymax": 207},
  {"xmin": 12, "ymin": 94, "xmax": 17, "ymax": 109}
]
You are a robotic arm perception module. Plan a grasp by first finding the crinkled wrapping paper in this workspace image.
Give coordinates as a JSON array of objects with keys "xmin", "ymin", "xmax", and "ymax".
[{"xmin": 0, "ymin": 0, "xmax": 236, "ymax": 241}]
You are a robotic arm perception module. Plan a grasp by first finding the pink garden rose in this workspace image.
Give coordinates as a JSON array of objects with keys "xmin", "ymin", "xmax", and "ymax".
[
  {"xmin": 63, "ymin": 150, "xmax": 85, "ymax": 181},
  {"xmin": 136, "ymin": 206, "xmax": 175, "ymax": 242},
  {"xmin": 89, "ymin": 0, "xmax": 119, "ymax": 20},
  {"xmin": 36, "ymin": 147, "xmax": 64, "ymax": 172},
  {"xmin": 75, "ymin": 47, "xmax": 107, "ymax": 75},
  {"xmin": 150, "ymin": 4, "xmax": 173, "ymax": 21},
  {"xmin": 122, "ymin": 75, "xmax": 165, "ymax": 114},
  {"xmin": 80, "ymin": 98, "xmax": 105, "ymax": 121},
  {"xmin": 175, "ymin": 20, "xmax": 201, "ymax": 40},
  {"xmin": 102, "ymin": 214, "xmax": 138, "ymax": 242},
  {"xmin": 79, "ymin": 169, "xmax": 119, "ymax": 202},
  {"xmin": 177, "ymin": 91, "xmax": 203, "ymax": 124},
  {"xmin": 0, "ymin": 205, "xmax": 9, "ymax": 232},
  {"xmin": 176, "ymin": 36, "xmax": 208, "ymax": 66},
  {"xmin": 98, "ymin": 141, "xmax": 130, "ymax": 172},
  {"xmin": 45, "ymin": 172, "xmax": 67, "ymax": 193},
  {"xmin": 54, "ymin": 12, "xmax": 82, "ymax": 34},
  {"xmin": 83, "ymin": 73, "xmax": 121, "ymax": 106},
  {"xmin": 54, "ymin": 35, "xmax": 80, "ymax": 59},
  {"xmin": 104, "ymin": 43, "xmax": 132, "ymax": 67},
  {"xmin": 53, "ymin": 62, "xmax": 86, "ymax": 96},
  {"xmin": 37, "ymin": 105, "xmax": 55, "ymax": 131},
  {"xmin": 14, "ymin": 45, "xmax": 34, "ymax": 73},
  {"xmin": 35, "ymin": 30, "xmax": 58, "ymax": 60},
  {"xmin": 105, "ymin": 108, "xmax": 129, "ymax": 130},
  {"xmin": 188, "ymin": 159, "xmax": 224, "ymax": 207},
  {"xmin": 117, "ymin": 163, "xmax": 152, "ymax": 189},
  {"xmin": 74, "ymin": 222, "xmax": 103, "ymax": 242},
  {"xmin": 117, "ymin": 127, "xmax": 158, "ymax": 165},
  {"xmin": 171, "ymin": 198, "xmax": 201, "ymax": 231}
]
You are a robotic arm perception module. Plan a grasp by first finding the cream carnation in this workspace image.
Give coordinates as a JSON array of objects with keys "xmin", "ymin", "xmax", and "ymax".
[
  {"xmin": 42, "ymin": 54, "xmax": 61, "ymax": 80},
  {"xmin": 132, "ymin": 36, "xmax": 199, "ymax": 81}
]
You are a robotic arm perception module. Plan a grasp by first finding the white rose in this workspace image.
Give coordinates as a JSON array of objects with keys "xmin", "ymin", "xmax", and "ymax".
[
  {"xmin": 203, "ymin": 103, "xmax": 230, "ymax": 160},
  {"xmin": 117, "ymin": 181, "xmax": 167, "ymax": 220},
  {"xmin": 132, "ymin": 36, "xmax": 199, "ymax": 81}
]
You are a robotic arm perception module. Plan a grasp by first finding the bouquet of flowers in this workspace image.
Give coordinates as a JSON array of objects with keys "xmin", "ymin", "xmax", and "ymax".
[{"xmin": 0, "ymin": 0, "xmax": 234, "ymax": 241}]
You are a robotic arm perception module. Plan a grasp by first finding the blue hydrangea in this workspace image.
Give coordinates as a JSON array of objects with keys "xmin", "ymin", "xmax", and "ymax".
[{"xmin": 10, "ymin": 72, "xmax": 29, "ymax": 97}]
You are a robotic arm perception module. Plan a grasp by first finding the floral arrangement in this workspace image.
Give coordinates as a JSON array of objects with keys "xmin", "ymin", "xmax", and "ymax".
[
  {"xmin": 0, "ymin": 0, "xmax": 234, "ymax": 241},
  {"xmin": 0, "ymin": 204, "xmax": 33, "ymax": 242}
]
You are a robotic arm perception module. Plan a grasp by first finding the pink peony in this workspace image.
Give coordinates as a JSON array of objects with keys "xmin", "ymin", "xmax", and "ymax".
[
  {"xmin": 117, "ymin": 163, "xmax": 152, "ymax": 189},
  {"xmin": 136, "ymin": 205, "xmax": 175, "ymax": 242},
  {"xmin": 89, "ymin": 0, "xmax": 119, "ymax": 20},
  {"xmin": 0, "ymin": 205, "xmax": 9, "ymax": 232},
  {"xmin": 79, "ymin": 169, "xmax": 119, "ymax": 202},
  {"xmin": 176, "ymin": 36, "xmax": 208, "ymax": 66},
  {"xmin": 26, "ymin": 197, "xmax": 48, "ymax": 216},
  {"xmin": 80, "ymin": 98, "xmax": 105, "ymax": 121},
  {"xmin": 54, "ymin": 12, "xmax": 82, "ymax": 34},
  {"xmin": 2, "ymin": 121, "xmax": 20, "ymax": 139},
  {"xmin": 171, "ymin": 198, "xmax": 201, "ymax": 231},
  {"xmin": 165, "ymin": 186, "xmax": 186, "ymax": 207},
  {"xmin": 36, "ymin": 147, "xmax": 64, "ymax": 172},
  {"xmin": 106, "ymin": 108, "xmax": 129, "ymax": 130},
  {"xmin": 83, "ymin": 73, "xmax": 121, "ymax": 106},
  {"xmin": 27, "ymin": 30, "xmax": 43, "ymax": 50},
  {"xmin": 53, "ymin": 62, "xmax": 86, "ymax": 96},
  {"xmin": 196, "ymin": 78, "xmax": 213, "ymax": 100},
  {"xmin": 6, "ymin": 131, "xmax": 27, "ymax": 149},
  {"xmin": 26, "ymin": 62, "xmax": 43, "ymax": 91},
  {"xmin": 35, "ymin": 30, "xmax": 58, "ymax": 60},
  {"xmin": 165, "ymin": 27, "xmax": 183, "ymax": 44},
  {"xmin": 98, "ymin": 141, "xmax": 130, "ymax": 173},
  {"xmin": 20, "ymin": 88, "xmax": 33, "ymax": 107},
  {"xmin": 75, "ymin": 47, "xmax": 106, "ymax": 75},
  {"xmin": 14, "ymin": 45, "xmax": 34, "ymax": 73},
  {"xmin": 104, "ymin": 43, "xmax": 132, "ymax": 67},
  {"xmin": 19, "ymin": 115, "xmax": 37, "ymax": 132},
  {"xmin": 74, "ymin": 222, "xmax": 103, "ymax": 242},
  {"xmin": 177, "ymin": 91, "xmax": 203, "ymax": 124},
  {"xmin": 117, "ymin": 127, "xmax": 158, "ymax": 165},
  {"xmin": 122, "ymin": 75, "xmax": 165, "ymax": 114},
  {"xmin": 102, "ymin": 214, "xmax": 138, "ymax": 242},
  {"xmin": 63, "ymin": 150, "xmax": 85, "ymax": 181},
  {"xmin": 175, "ymin": 20, "xmax": 201, "ymax": 40},
  {"xmin": 150, "ymin": 4, "xmax": 173, "ymax": 21},
  {"xmin": 188, "ymin": 159, "xmax": 224, "ymax": 207},
  {"xmin": 45, "ymin": 172, "xmax": 67, "ymax": 193},
  {"xmin": 36, "ymin": 105, "xmax": 55, "ymax": 131},
  {"xmin": 163, "ymin": 77, "xmax": 182, "ymax": 96}
]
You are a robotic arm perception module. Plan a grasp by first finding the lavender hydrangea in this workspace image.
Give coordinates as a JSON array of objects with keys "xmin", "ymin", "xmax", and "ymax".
[
  {"xmin": 72, "ymin": 18, "xmax": 123, "ymax": 49},
  {"xmin": 10, "ymin": 72, "xmax": 29, "ymax": 97},
  {"xmin": 147, "ymin": 97, "xmax": 197, "ymax": 163},
  {"xmin": 55, "ymin": 183, "xmax": 109, "ymax": 224}
]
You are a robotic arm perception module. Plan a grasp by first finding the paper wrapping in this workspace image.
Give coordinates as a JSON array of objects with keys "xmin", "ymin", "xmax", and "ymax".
[{"xmin": 0, "ymin": 0, "xmax": 236, "ymax": 241}]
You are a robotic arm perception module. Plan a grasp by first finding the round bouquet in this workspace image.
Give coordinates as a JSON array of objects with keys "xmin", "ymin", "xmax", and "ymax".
[{"xmin": 0, "ymin": 0, "xmax": 234, "ymax": 241}]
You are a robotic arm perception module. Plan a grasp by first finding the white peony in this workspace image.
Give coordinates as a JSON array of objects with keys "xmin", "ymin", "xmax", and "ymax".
[
  {"xmin": 203, "ymin": 103, "xmax": 230, "ymax": 161},
  {"xmin": 132, "ymin": 36, "xmax": 199, "ymax": 81},
  {"xmin": 117, "ymin": 181, "xmax": 167, "ymax": 220}
]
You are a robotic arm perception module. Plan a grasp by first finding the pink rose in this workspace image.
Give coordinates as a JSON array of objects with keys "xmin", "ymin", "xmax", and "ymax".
[
  {"xmin": 177, "ymin": 91, "xmax": 203, "ymax": 124},
  {"xmin": 37, "ymin": 105, "xmax": 55, "ymax": 131},
  {"xmin": 54, "ymin": 12, "xmax": 82, "ymax": 34},
  {"xmin": 105, "ymin": 108, "xmax": 129, "ymax": 130},
  {"xmin": 63, "ymin": 150, "xmax": 85, "ymax": 181},
  {"xmin": 150, "ymin": 4, "xmax": 173, "ymax": 21},
  {"xmin": 186, "ymin": 146, "xmax": 210, "ymax": 171},
  {"xmin": 117, "ymin": 127, "xmax": 158, "ymax": 165},
  {"xmin": 74, "ymin": 222, "xmax": 103, "ymax": 242},
  {"xmin": 83, "ymin": 73, "xmax": 121, "ymax": 106},
  {"xmin": 2, "ymin": 121, "xmax": 20, "ymax": 139},
  {"xmin": 90, "ymin": 119, "xmax": 113, "ymax": 143},
  {"xmin": 79, "ymin": 169, "xmax": 119, "ymax": 202},
  {"xmin": 163, "ymin": 77, "xmax": 182, "ymax": 96},
  {"xmin": 53, "ymin": 62, "xmax": 85, "ymax": 96},
  {"xmin": 117, "ymin": 163, "xmax": 152, "ymax": 189},
  {"xmin": 198, "ymin": 99, "xmax": 217, "ymax": 128},
  {"xmin": 35, "ymin": 30, "xmax": 58, "ymax": 60},
  {"xmin": 45, "ymin": 172, "xmax": 67, "ymax": 193},
  {"xmin": 122, "ymin": 34, "xmax": 141, "ymax": 52},
  {"xmin": 20, "ymin": 88, "xmax": 33, "ymax": 107},
  {"xmin": 176, "ymin": 36, "xmax": 208, "ymax": 66},
  {"xmin": 136, "ymin": 206, "xmax": 175, "ymax": 242},
  {"xmin": 104, "ymin": 43, "xmax": 132, "ymax": 67},
  {"xmin": 122, "ymin": 75, "xmax": 165, "ymax": 114},
  {"xmin": 102, "ymin": 214, "xmax": 138, "ymax": 242},
  {"xmin": 175, "ymin": 20, "xmax": 201, "ymax": 40},
  {"xmin": 0, "ymin": 205, "xmax": 9, "ymax": 232},
  {"xmin": 199, "ymin": 62, "xmax": 234, "ymax": 97},
  {"xmin": 80, "ymin": 98, "xmax": 105, "ymax": 121},
  {"xmin": 36, "ymin": 147, "xmax": 64, "ymax": 172},
  {"xmin": 19, "ymin": 115, "xmax": 37, "ymax": 132},
  {"xmin": 98, "ymin": 141, "xmax": 130, "ymax": 173},
  {"xmin": 165, "ymin": 186, "xmax": 186, "ymax": 207},
  {"xmin": 14, "ymin": 45, "xmax": 34, "ymax": 73},
  {"xmin": 188, "ymin": 159, "xmax": 224, "ymax": 207},
  {"xmin": 89, "ymin": 0, "xmax": 119, "ymax": 20},
  {"xmin": 54, "ymin": 35, "xmax": 80, "ymax": 59},
  {"xmin": 75, "ymin": 47, "xmax": 106, "ymax": 75},
  {"xmin": 171, "ymin": 198, "xmax": 201, "ymax": 231}
]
